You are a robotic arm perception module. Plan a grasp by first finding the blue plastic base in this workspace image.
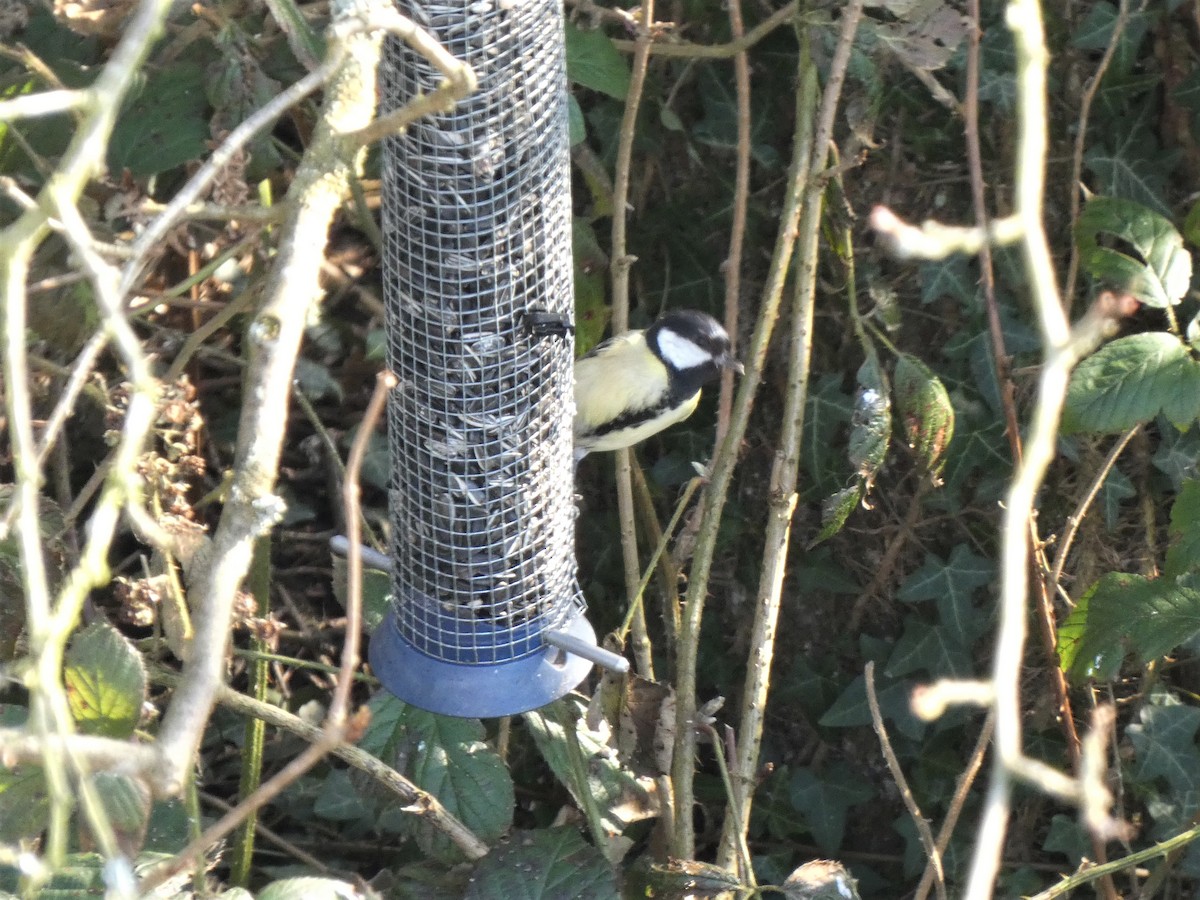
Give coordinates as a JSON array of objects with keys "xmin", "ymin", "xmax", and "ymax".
[{"xmin": 368, "ymin": 607, "xmax": 596, "ymax": 717}]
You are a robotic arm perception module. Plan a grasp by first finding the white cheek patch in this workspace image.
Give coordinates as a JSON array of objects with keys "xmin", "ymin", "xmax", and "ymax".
[{"xmin": 657, "ymin": 329, "xmax": 713, "ymax": 370}]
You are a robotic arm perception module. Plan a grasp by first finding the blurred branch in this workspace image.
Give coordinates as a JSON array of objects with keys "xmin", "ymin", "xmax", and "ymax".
[{"xmin": 0, "ymin": 0, "xmax": 177, "ymax": 868}]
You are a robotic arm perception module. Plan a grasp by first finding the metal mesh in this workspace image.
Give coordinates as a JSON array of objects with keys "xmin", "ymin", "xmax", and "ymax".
[{"xmin": 379, "ymin": 0, "xmax": 579, "ymax": 665}]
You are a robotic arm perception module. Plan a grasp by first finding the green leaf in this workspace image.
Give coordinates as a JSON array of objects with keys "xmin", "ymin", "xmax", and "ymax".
[
  {"xmin": 1127, "ymin": 698, "xmax": 1200, "ymax": 796},
  {"xmin": 0, "ymin": 852, "xmax": 184, "ymax": 897},
  {"xmin": 565, "ymin": 23, "xmax": 630, "ymax": 100},
  {"xmin": 359, "ymin": 694, "xmax": 514, "ymax": 861},
  {"xmin": 811, "ymin": 483, "xmax": 864, "ymax": 546},
  {"xmin": 568, "ymin": 94, "xmax": 587, "ymax": 145},
  {"xmin": 847, "ymin": 357, "xmax": 891, "ymax": 489},
  {"xmin": 898, "ymin": 545, "xmax": 993, "ymax": 605},
  {"xmin": 464, "ymin": 827, "xmax": 618, "ymax": 900},
  {"xmin": 893, "ymin": 354, "xmax": 955, "ymax": 476},
  {"xmin": 885, "ymin": 616, "xmax": 971, "ymax": 678},
  {"xmin": 108, "ymin": 62, "xmax": 210, "ymax": 176},
  {"xmin": 819, "ymin": 674, "xmax": 923, "ymax": 740},
  {"xmin": 1074, "ymin": 197, "xmax": 1193, "ymax": 308},
  {"xmin": 0, "ymin": 763, "xmax": 48, "ymax": 842},
  {"xmin": 313, "ymin": 768, "xmax": 368, "ymax": 822},
  {"xmin": 1063, "ymin": 333, "xmax": 1200, "ymax": 434},
  {"xmin": 1042, "ymin": 813, "xmax": 1090, "ymax": 865},
  {"xmin": 1167, "ymin": 481, "xmax": 1200, "ymax": 578},
  {"xmin": 263, "ymin": 0, "xmax": 325, "ymax": 71},
  {"xmin": 258, "ymin": 877, "xmax": 365, "ymax": 900},
  {"xmin": 89, "ymin": 772, "xmax": 151, "ymax": 854},
  {"xmin": 1084, "ymin": 127, "xmax": 1182, "ymax": 218},
  {"xmin": 789, "ymin": 764, "xmax": 874, "ymax": 854},
  {"xmin": 330, "ymin": 553, "xmax": 392, "ymax": 631},
  {"xmin": 64, "ymin": 622, "xmax": 147, "ymax": 738},
  {"xmin": 524, "ymin": 699, "xmax": 657, "ymax": 838},
  {"xmin": 920, "ymin": 256, "xmax": 974, "ymax": 306},
  {"xmin": 1058, "ymin": 573, "xmax": 1200, "ymax": 682},
  {"xmin": 803, "ymin": 376, "xmax": 854, "ymax": 494}
]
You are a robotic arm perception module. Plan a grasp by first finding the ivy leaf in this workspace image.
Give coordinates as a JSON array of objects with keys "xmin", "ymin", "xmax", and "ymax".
[
  {"xmin": 789, "ymin": 765, "xmax": 874, "ymax": 854},
  {"xmin": 464, "ymin": 828, "xmax": 617, "ymax": 900},
  {"xmin": 360, "ymin": 693, "xmax": 514, "ymax": 862},
  {"xmin": 1127, "ymin": 699, "xmax": 1200, "ymax": 796},
  {"xmin": 565, "ymin": 23, "xmax": 630, "ymax": 99},
  {"xmin": 1057, "ymin": 573, "xmax": 1200, "ymax": 682},
  {"xmin": 64, "ymin": 622, "xmax": 146, "ymax": 738},
  {"xmin": 885, "ymin": 616, "xmax": 972, "ymax": 678},
  {"xmin": 819, "ymin": 674, "xmax": 923, "ymax": 740},
  {"xmin": 1084, "ymin": 126, "xmax": 1182, "ymax": 218},
  {"xmin": 1167, "ymin": 480, "xmax": 1200, "ymax": 578},
  {"xmin": 898, "ymin": 545, "xmax": 993, "ymax": 605},
  {"xmin": 1074, "ymin": 197, "xmax": 1193, "ymax": 308},
  {"xmin": 1062, "ymin": 333, "xmax": 1200, "ymax": 434},
  {"xmin": 920, "ymin": 256, "xmax": 974, "ymax": 306}
]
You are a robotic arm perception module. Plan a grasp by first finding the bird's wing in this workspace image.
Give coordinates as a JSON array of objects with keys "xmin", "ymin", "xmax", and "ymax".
[{"xmin": 573, "ymin": 332, "xmax": 673, "ymax": 439}]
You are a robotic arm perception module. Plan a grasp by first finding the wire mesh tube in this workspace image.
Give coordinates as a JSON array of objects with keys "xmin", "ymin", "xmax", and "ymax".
[{"xmin": 371, "ymin": 0, "xmax": 626, "ymax": 717}]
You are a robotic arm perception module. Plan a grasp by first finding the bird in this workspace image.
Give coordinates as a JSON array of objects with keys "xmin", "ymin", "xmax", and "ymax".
[{"xmin": 573, "ymin": 309, "xmax": 742, "ymax": 463}]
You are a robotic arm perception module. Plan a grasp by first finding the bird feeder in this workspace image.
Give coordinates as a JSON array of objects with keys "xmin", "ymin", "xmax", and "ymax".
[{"xmin": 369, "ymin": 0, "xmax": 627, "ymax": 717}]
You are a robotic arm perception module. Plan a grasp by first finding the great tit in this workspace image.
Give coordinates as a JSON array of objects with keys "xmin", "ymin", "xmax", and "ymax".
[{"xmin": 573, "ymin": 309, "xmax": 743, "ymax": 462}]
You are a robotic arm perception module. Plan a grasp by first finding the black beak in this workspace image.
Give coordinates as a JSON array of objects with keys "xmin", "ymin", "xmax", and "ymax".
[{"xmin": 720, "ymin": 354, "xmax": 745, "ymax": 375}]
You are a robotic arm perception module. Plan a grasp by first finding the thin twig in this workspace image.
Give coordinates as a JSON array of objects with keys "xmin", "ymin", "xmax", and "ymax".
[
  {"xmin": 866, "ymin": 662, "xmax": 945, "ymax": 900},
  {"xmin": 1049, "ymin": 425, "xmax": 1141, "ymax": 593},
  {"xmin": 610, "ymin": 1, "xmax": 799, "ymax": 59},
  {"xmin": 610, "ymin": 0, "xmax": 658, "ymax": 680},
  {"xmin": 1063, "ymin": 0, "xmax": 1130, "ymax": 312},
  {"xmin": 914, "ymin": 712, "xmax": 994, "ymax": 900},
  {"xmin": 714, "ymin": 0, "xmax": 751, "ymax": 451}
]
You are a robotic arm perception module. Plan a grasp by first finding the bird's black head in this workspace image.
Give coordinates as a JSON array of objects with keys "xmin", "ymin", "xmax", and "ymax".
[{"xmin": 647, "ymin": 310, "xmax": 743, "ymax": 398}]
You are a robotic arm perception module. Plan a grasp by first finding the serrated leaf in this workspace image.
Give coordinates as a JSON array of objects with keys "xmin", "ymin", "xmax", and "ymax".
[
  {"xmin": 1074, "ymin": 197, "xmax": 1192, "ymax": 308},
  {"xmin": 1127, "ymin": 699, "xmax": 1200, "ymax": 796},
  {"xmin": 0, "ymin": 851, "xmax": 185, "ymax": 897},
  {"xmin": 263, "ymin": 0, "xmax": 325, "ymax": 71},
  {"xmin": 359, "ymin": 694, "xmax": 513, "ymax": 861},
  {"xmin": 565, "ymin": 23, "xmax": 629, "ymax": 99},
  {"xmin": 524, "ymin": 698, "xmax": 659, "ymax": 840},
  {"xmin": 871, "ymin": 3, "xmax": 968, "ymax": 71},
  {"xmin": 893, "ymin": 354, "xmax": 955, "ymax": 475},
  {"xmin": 789, "ymin": 765, "xmax": 874, "ymax": 854},
  {"xmin": 64, "ymin": 622, "xmax": 146, "ymax": 738},
  {"xmin": 1057, "ymin": 573, "xmax": 1200, "ymax": 682},
  {"xmin": 86, "ymin": 772, "xmax": 151, "ymax": 857},
  {"xmin": 464, "ymin": 828, "xmax": 618, "ymax": 900},
  {"xmin": 810, "ymin": 483, "xmax": 864, "ymax": 547},
  {"xmin": 568, "ymin": 94, "xmax": 586, "ymax": 145},
  {"xmin": 313, "ymin": 768, "xmax": 368, "ymax": 822},
  {"xmin": 848, "ymin": 357, "xmax": 891, "ymax": 487},
  {"xmin": 1167, "ymin": 481, "xmax": 1200, "ymax": 578},
  {"xmin": 0, "ymin": 763, "xmax": 48, "ymax": 842},
  {"xmin": 108, "ymin": 63, "xmax": 209, "ymax": 176},
  {"xmin": 639, "ymin": 858, "xmax": 747, "ymax": 897},
  {"xmin": 1067, "ymin": 333, "xmax": 1200, "ymax": 433}
]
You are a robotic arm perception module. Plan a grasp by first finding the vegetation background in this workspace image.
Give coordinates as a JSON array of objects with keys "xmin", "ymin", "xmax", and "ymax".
[{"xmin": 5, "ymin": 0, "xmax": 1200, "ymax": 897}]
